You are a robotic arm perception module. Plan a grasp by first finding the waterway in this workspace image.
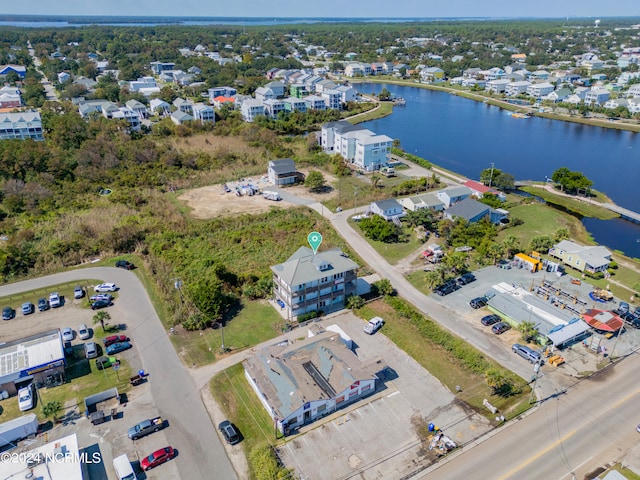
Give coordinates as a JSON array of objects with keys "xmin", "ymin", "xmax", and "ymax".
[{"xmin": 356, "ymin": 83, "xmax": 640, "ymax": 258}]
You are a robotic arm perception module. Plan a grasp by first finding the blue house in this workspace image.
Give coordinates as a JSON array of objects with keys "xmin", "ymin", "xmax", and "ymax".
[{"xmin": 0, "ymin": 65, "xmax": 26, "ymax": 79}]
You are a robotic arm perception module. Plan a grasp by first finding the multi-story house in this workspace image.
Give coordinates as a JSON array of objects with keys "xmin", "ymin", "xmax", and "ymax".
[
  {"xmin": 0, "ymin": 111, "xmax": 43, "ymax": 140},
  {"xmin": 526, "ymin": 82, "xmax": 555, "ymax": 98},
  {"xmin": 255, "ymin": 86, "xmax": 278, "ymax": 102},
  {"xmin": 173, "ymin": 97, "xmax": 194, "ymax": 115},
  {"xmin": 321, "ymin": 90, "xmax": 342, "ymax": 110},
  {"xmin": 283, "ymin": 97, "xmax": 308, "ymax": 113},
  {"xmin": 584, "ymin": 88, "xmax": 610, "ymax": 106},
  {"xmin": 505, "ymin": 81, "xmax": 531, "ymax": 96},
  {"xmin": 192, "ymin": 103, "xmax": 216, "ymax": 123},
  {"xmin": 271, "ymin": 246, "xmax": 358, "ymax": 318},
  {"xmin": 208, "ymin": 86, "xmax": 237, "ymax": 98},
  {"xmin": 263, "ymin": 99, "xmax": 286, "ymax": 118},
  {"xmin": 240, "ymin": 99, "xmax": 266, "ymax": 122},
  {"xmin": 305, "ymin": 95, "xmax": 326, "ymax": 111},
  {"xmin": 485, "ymin": 79, "xmax": 510, "ymax": 94}
]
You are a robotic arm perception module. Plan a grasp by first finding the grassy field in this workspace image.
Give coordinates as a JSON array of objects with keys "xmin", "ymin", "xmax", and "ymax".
[
  {"xmin": 499, "ymin": 201, "xmax": 588, "ymax": 247},
  {"xmin": 519, "ymin": 186, "xmax": 618, "ymax": 220},
  {"xmin": 351, "ymin": 221, "xmax": 424, "ymax": 265},
  {"xmin": 210, "ymin": 363, "xmax": 279, "ymax": 476},
  {"xmin": 170, "ymin": 300, "xmax": 284, "ymax": 367},
  {"xmin": 348, "ymin": 102, "xmax": 394, "ymax": 124},
  {"xmin": 0, "ymin": 353, "xmax": 132, "ymax": 423},
  {"xmin": 356, "ymin": 300, "xmax": 532, "ymax": 420}
]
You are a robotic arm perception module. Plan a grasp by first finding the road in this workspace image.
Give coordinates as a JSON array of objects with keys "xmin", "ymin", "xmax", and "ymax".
[
  {"xmin": 0, "ymin": 268, "xmax": 237, "ymax": 480},
  {"xmin": 420, "ymin": 353, "xmax": 640, "ymax": 479},
  {"xmin": 27, "ymin": 41, "xmax": 58, "ymax": 102}
]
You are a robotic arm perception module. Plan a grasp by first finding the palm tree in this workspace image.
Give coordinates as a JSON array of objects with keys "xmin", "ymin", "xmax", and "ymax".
[
  {"xmin": 502, "ymin": 235, "xmax": 520, "ymax": 259},
  {"xmin": 488, "ymin": 243, "xmax": 505, "ymax": 265},
  {"xmin": 42, "ymin": 400, "xmax": 62, "ymax": 424},
  {"xmin": 443, "ymin": 251, "xmax": 468, "ymax": 275},
  {"xmin": 93, "ymin": 311, "xmax": 111, "ymax": 332},
  {"xmin": 371, "ymin": 173, "xmax": 382, "ymax": 191}
]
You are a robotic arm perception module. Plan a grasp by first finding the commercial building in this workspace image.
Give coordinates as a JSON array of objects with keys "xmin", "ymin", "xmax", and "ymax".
[
  {"xmin": 271, "ymin": 247, "xmax": 358, "ymax": 318},
  {"xmin": 0, "ymin": 329, "xmax": 65, "ymax": 396},
  {"xmin": 243, "ymin": 328, "xmax": 381, "ymax": 435}
]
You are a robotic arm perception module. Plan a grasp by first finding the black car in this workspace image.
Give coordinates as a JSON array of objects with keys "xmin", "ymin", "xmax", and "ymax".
[
  {"xmin": 457, "ymin": 273, "xmax": 476, "ymax": 286},
  {"xmin": 37, "ymin": 298, "xmax": 49, "ymax": 311},
  {"xmin": 116, "ymin": 260, "xmax": 135, "ymax": 270},
  {"xmin": 435, "ymin": 284, "xmax": 456, "ymax": 296},
  {"xmin": 2, "ymin": 306, "xmax": 15, "ymax": 320},
  {"xmin": 481, "ymin": 314, "xmax": 501, "ymax": 326},
  {"xmin": 218, "ymin": 420, "xmax": 240, "ymax": 445},
  {"xmin": 91, "ymin": 299, "xmax": 113, "ymax": 310},
  {"xmin": 492, "ymin": 322, "xmax": 511, "ymax": 335},
  {"xmin": 470, "ymin": 297, "xmax": 488, "ymax": 309},
  {"xmin": 621, "ymin": 312, "xmax": 640, "ymax": 328}
]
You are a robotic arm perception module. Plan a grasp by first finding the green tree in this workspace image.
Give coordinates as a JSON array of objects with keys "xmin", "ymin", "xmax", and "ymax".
[
  {"xmin": 493, "ymin": 172, "xmax": 515, "ymax": 191},
  {"xmin": 502, "ymin": 235, "xmax": 521, "ymax": 258},
  {"xmin": 374, "ymin": 278, "xmax": 395, "ymax": 296},
  {"xmin": 378, "ymin": 88, "xmax": 391, "ymax": 101},
  {"xmin": 485, "ymin": 368, "xmax": 514, "ymax": 396},
  {"xmin": 304, "ymin": 170, "xmax": 326, "ymax": 192},
  {"xmin": 480, "ymin": 167, "xmax": 502, "ymax": 186},
  {"xmin": 442, "ymin": 251, "xmax": 468, "ymax": 275},
  {"xmin": 359, "ymin": 215, "xmax": 401, "ymax": 243},
  {"xmin": 554, "ymin": 228, "xmax": 570, "ymax": 242},
  {"xmin": 346, "ymin": 294, "xmax": 365, "ymax": 309},
  {"xmin": 187, "ymin": 277, "xmax": 238, "ymax": 326},
  {"xmin": 551, "ymin": 167, "xmax": 593, "ymax": 194},
  {"xmin": 42, "ymin": 400, "xmax": 62, "ymax": 424},
  {"xmin": 403, "ymin": 208, "xmax": 434, "ymax": 230},
  {"xmin": 529, "ymin": 235, "xmax": 554, "ymax": 253},
  {"xmin": 371, "ymin": 173, "xmax": 382, "ymax": 191},
  {"xmin": 93, "ymin": 311, "xmax": 111, "ymax": 332},
  {"xmin": 518, "ymin": 320, "xmax": 539, "ymax": 343}
]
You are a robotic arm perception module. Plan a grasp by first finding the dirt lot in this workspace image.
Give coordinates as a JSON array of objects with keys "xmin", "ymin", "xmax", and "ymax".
[{"xmin": 178, "ymin": 170, "xmax": 339, "ymax": 219}]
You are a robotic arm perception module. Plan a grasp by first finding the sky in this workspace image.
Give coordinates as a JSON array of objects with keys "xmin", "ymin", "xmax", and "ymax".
[{"xmin": 3, "ymin": 0, "xmax": 640, "ymax": 19}]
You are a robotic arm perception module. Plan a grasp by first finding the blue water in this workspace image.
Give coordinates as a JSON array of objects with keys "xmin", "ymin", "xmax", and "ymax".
[{"xmin": 357, "ymin": 83, "xmax": 640, "ymax": 257}]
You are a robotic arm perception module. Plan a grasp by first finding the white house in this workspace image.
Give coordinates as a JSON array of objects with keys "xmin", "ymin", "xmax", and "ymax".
[
  {"xmin": 370, "ymin": 199, "xmax": 405, "ymax": 220},
  {"xmin": 505, "ymin": 81, "xmax": 531, "ymax": 96},
  {"xmin": 486, "ymin": 79, "xmax": 511, "ymax": 94},
  {"xmin": 400, "ymin": 193, "xmax": 445, "ymax": 212},
  {"xmin": 335, "ymin": 85, "xmax": 357, "ymax": 103},
  {"xmin": 149, "ymin": 98, "xmax": 170, "ymax": 115},
  {"xmin": 0, "ymin": 111, "xmax": 44, "ymax": 141},
  {"xmin": 192, "ymin": 103, "xmax": 216, "ymax": 123},
  {"xmin": 263, "ymin": 99, "xmax": 286, "ymax": 118},
  {"xmin": 321, "ymin": 90, "xmax": 342, "ymax": 110},
  {"xmin": 584, "ymin": 89, "xmax": 610, "ymax": 106},
  {"xmin": 173, "ymin": 97, "xmax": 194, "ymax": 115},
  {"xmin": 526, "ymin": 82, "xmax": 555, "ymax": 98},
  {"xmin": 125, "ymin": 99, "xmax": 147, "ymax": 119},
  {"xmin": 241, "ymin": 99, "xmax": 266, "ymax": 122},
  {"xmin": 436, "ymin": 186, "xmax": 472, "ymax": 208},
  {"xmin": 255, "ymin": 86, "xmax": 278, "ymax": 102}
]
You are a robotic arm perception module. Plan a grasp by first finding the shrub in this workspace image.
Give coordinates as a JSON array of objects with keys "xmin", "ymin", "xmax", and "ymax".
[
  {"xmin": 346, "ymin": 294, "xmax": 365, "ymax": 310},
  {"xmin": 297, "ymin": 310, "xmax": 320, "ymax": 322},
  {"xmin": 248, "ymin": 444, "xmax": 294, "ymax": 480}
]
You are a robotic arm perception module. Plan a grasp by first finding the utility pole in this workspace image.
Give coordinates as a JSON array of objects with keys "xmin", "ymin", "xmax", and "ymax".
[
  {"xmin": 489, "ymin": 162, "xmax": 495, "ymax": 188},
  {"xmin": 353, "ymin": 187, "xmax": 359, "ymax": 214},
  {"xmin": 529, "ymin": 359, "xmax": 542, "ymax": 404}
]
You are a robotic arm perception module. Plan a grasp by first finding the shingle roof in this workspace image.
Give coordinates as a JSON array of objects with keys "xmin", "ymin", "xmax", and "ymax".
[
  {"xmin": 271, "ymin": 247, "xmax": 358, "ymax": 287},
  {"xmin": 445, "ymin": 198, "xmax": 490, "ymax": 221}
]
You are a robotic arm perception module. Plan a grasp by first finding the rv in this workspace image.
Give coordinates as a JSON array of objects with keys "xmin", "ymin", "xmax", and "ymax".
[{"xmin": 263, "ymin": 191, "xmax": 281, "ymax": 201}]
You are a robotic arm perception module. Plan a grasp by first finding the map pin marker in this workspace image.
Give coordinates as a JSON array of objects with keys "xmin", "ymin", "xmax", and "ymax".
[{"xmin": 308, "ymin": 232, "xmax": 323, "ymax": 254}]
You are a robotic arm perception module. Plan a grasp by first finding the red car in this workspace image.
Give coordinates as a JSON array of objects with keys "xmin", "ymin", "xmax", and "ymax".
[
  {"xmin": 141, "ymin": 446, "xmax": 175, "ymax": 471},
  {"xmin": 103, "ymin": 335, "xmax": 128, "ymax": 347}
]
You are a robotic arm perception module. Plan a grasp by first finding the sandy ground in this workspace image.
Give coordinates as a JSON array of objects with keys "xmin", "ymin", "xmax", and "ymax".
[{"xmin": 177, "ymin": 170, "xmax": 339, "ymax": 219}]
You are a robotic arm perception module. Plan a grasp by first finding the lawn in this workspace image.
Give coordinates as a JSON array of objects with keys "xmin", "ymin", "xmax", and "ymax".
[
  {"xmin": 357, "ymin": 299, "xmax": 532, "ymax": 419},
  {"xmin": 519, "ymin": 186, "xmax": 618, "ymax": 220},
  {"xmin": 351, "ymin": 220, "xmax": 425, "ymax": 265},
  {"xmin": 210, "ymin": 363, "xmax": 279, "ymax": 476},
  {"xmin": 170, "ymin": 299, "xmax": 284, "ymax": 367},
  {"xmin": 0, "ymin": 352, "xmax": 132, "ymax": 423},
  {"xmin": 499, "ymin": 201, "xmax": 587, "ymax": 247}
]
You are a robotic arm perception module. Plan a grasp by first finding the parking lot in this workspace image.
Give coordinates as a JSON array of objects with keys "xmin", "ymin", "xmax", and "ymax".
[
  {"xmin": 277, "ymin": 311, "xmax": 493, "ymax": 480},
  {"xmin": 426, "ymin": 265, "xmax": 640, "ymax": 386},
  {"xmin": 0, "ymin": 281, "xmax": 180, "ymax": 480}
]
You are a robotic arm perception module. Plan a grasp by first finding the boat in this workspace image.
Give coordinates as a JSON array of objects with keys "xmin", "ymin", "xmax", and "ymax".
[
  {"xmin": 511, "ymin": 112, "xmax": 531, "ymax": 119},
  {"xmin": 392, "ymin": 97, "xmax": 406, "ymax": 105}
]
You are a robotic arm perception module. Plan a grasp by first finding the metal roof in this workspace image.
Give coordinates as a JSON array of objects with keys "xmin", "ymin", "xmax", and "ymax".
[{"xmin": 0, "ymin": 330, "xmax": 63, "ymax": 377}]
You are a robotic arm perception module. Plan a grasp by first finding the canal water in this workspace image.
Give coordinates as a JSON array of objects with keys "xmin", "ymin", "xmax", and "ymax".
[{"xmin": 357, "ymin": 83, "xmax": 640, "ymax": 258}]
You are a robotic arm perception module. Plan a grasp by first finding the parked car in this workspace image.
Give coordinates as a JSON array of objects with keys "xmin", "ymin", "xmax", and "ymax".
[
  {"xmin": 21, "ymin": 302, "xmax": 34, "ymax": 315},
  {"xmin": 103, "ymin": 335, "xmax": 128, "ymax": 347},
  {"xmin": 492, "ymin": 322, "xmax": 511, "ymax": 335},
  {"xmin": 84, "ymin": 341, "xmax": 98, "ymax": 359},
  {"xmin": 218, "ymin": 420, "xmax": 240, "ymax": 445},
  {"xmin": 95, "ymin": 356, "xmax": 116, "ymax": 370},
  {"xmin": 363, "ymin": 316, "xmax": 384, "ymax": 335},
  {"xmin": 90, "ymin": 293, "xmax": 114, "ymax": 302},
  {"xmin": 94, "ymin": 283, "xmax": 118, "ymax": 292},
  {"xmin": 470, "ymin": 297, "xmax": 488, "ymax": 309},
  {"xmin": 74, "ymin": 286, "xmax": 84, "ymax": 299},
  {"xmin": 457, "ymin": 273, "xmax": 476, "ymax": 286},
  {"xmin": 61, "ymin": 327, "xmax": 74, "ymax": 342},
  {"xmin": 621, "ymin": 312, "xmax": 640, "ymax": 329},
  {"xmin": 141, "ymin": 446, "xmax": 175, "ymax": 471},
  {"xmin": 2, "ymin": 306, "xmax": 15, "ymax": 320},
  {"xmin": 106, "ymin": 341, "xmax": 132, "ymax": 355},
  {"xmin": 116, "ymin": 260, "xmax": 135, "ymax": 270},
  {"xmin": 481, "ymin": 314, "xmax": 501, "ymax": 326},
  {"xmin": 618, "ymin": 301, "xmax": 630, "ymax": 314},
  {"xmin": 91, "ymin": 299, "xmax": 113, "ymax": 310},
  {"xmin": 18, "ymin": 384, "xmax": 35, "ymax": 411},
  {"xmin": 512, "ymin": 343, "xmax": 542, "ymax": 363},
  {"xmin": 78, "ymin": 323, "xmax": 90, "ymax": 340},
  {"xmin": 49, "ymin": 292, "xmax": 61, "ymax": 308},
  {"xmin": 497, "ymin": 260, "xmax": 512, "ymax": 270},
  {"xmin": 434, "ymin": 282, "xmax": 457, "ymax": 296},
  {"xmin": 37, "ymin": 298, "xmax": 49, "ymax": 311}
]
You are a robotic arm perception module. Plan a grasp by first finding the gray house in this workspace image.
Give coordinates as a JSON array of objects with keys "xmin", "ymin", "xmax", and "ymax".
[
  {"xmin": 271, "ymin": 247, "xmax": 358, "ymax": 319},
  {"xmin": 268, "ymin": 159, "xmax": 304, "ymax": 186},
  {"xmin": 370, "ymin": 199, "xmax": 405, "ymax": 220},
  {"xmin": 444, "ymin": 198, "xmax": 506, "ymax": 224}
]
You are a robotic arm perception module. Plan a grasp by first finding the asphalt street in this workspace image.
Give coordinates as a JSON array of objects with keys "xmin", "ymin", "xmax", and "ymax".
[{"xmin": 0, "ymin": 268, "xmax": 237, "ymax": 480}]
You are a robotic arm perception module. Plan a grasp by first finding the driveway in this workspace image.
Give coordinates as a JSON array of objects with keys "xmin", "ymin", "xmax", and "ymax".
[{"xmin": 0, "ymin": 267, "xmax": 236, "ymax": 480}]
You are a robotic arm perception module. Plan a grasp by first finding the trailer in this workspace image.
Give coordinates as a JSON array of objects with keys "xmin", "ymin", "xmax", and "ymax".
[
  {"xmin": 0, "ymin": 413, "xmax": 38, "ymax": 448},
  {"xmin": 262, "ymin": 190, "xmax": 281, "ymax": 201}
]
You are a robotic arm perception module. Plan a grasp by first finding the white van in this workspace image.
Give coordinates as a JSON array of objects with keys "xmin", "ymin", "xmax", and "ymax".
[{"xmin": 113, "ymin": 454, "xmax": 136, "ymax": 480}]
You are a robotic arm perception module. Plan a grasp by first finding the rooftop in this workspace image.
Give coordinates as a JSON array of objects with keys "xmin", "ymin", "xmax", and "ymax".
[{"xmin": 271, "ymin": 246, "xmax": 358, "ymax": 287}]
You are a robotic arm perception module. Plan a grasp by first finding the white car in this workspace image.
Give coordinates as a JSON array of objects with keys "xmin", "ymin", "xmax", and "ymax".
[
  {"xmin": 94, "ymin": 283, "xmax": 117, "ymax": 292},
  {"xmin": 364, "ymin": 316, "xmax": 384, "ymax": 335},
  {"xmin": 18, "ymin": 384, "xmax": 34, "ymax": 411},
  {"xmin": 84, "ymin": 341, "xmax": 98, "ymax": 359},
  {"xmin": 78, "ymin": 324, "xmax": 90, "ymax": 340},
  {"xmin": 61, "ymin": 327, "xmax": 74, "ymax": 342},
  {"xmin": 49, "ymin": 292, "xmax": 61, "ymax": 308}
]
